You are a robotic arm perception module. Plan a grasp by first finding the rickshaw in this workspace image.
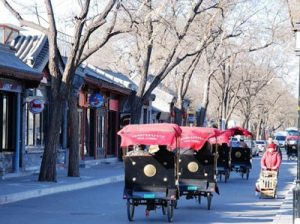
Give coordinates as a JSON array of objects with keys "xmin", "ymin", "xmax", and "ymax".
[
  {"xmin": 286, "ymin": 135, "xmax": 298, "ymax": 160},
  {"xmin": 178, "ymin": 127, "xmax": 220, "ymax": 210},
  {"xmin": 118, "ymin": 123, "xmax": 181, "ymax": 222},
  {"xmin": 216, "ymin": 143, "xmax": 231, "ymax": 183},
  {"xmin": 216, "ymin": 127, "xmax": 253, "ymax": 180},
  {"xmin": 231, "ymin": 144, "xmax": 252, "ymax": 179}
]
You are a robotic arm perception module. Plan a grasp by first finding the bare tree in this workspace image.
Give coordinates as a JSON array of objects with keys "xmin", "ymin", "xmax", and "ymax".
[
  {"xmin": 2, "ymin": 0, "xmax": 122, "ymax": 181},
  {"xmin": 116, "ymin": 0, "xmax": 227, "ymax": 124}
]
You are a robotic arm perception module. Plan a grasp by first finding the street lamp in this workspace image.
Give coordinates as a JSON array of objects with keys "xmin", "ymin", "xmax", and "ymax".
[{"xmin": 293, "ymin": 21, "xmax": 300, "ymax": 224}]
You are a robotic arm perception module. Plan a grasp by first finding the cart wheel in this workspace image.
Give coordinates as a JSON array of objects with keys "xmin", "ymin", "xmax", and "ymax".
[
  {"xmin": 207, "ymin": 193, "xmax": 212, "ymax": 210},
  {"xmin": 246, "ymin": 169, "xmax": 250, "ymax": 180},
  {"xmin": 162, "ymin": 204, "xmax": 166, "ymax": 215},
  {"xmin": 225, "ymin": 171, "xmax": 229, "ymax": 183},
  {"xmin": 167, "ymin": 201, "xmax": 174, "ymax": 222},
  {"xmin": 197, "ymin": 195, "xmax": 201, "ymax": 204},
  {"xmin": 173, "ymin": 200, "xmax": 178, "ymax": 209},
  {"xmin": 127, "ymin": 199, "xmax": 135, "ymax": 221}
]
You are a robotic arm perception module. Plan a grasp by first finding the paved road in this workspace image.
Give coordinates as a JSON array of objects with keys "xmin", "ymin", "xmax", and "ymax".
[{"xmin": 0, "ymin": 154, "xmax": 295, "ymax": 224}]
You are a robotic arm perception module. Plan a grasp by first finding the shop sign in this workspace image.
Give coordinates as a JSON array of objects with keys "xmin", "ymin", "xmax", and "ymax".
[
  {"xmin": 89, "ymin": 93, "xmax": 104, "ymax": 108},
  {"xmin": 29, "ymin": 99, "xmax": 45, "ymax": 114}
]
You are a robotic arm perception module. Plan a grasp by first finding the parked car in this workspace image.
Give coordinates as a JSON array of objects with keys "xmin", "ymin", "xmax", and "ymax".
[
  {"xmin": 255, "ymin": 140, "xmax": 267, "ymax": 154},
  {"xmin": 274, "ymin": 135, "xmax": 286, "ymax": 149},
  {"xmin": 245, "ymin": 140, "xmax": 259, "ymax": 156},
  {"xmin": 286, "ymin": 128, "xmax": 299, "ymax": 137}
]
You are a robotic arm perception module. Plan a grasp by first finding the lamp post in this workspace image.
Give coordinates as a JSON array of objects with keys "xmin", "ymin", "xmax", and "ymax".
[{"xmin": 293, "ymin": 21, "xmax": 300, "ymax": 224}]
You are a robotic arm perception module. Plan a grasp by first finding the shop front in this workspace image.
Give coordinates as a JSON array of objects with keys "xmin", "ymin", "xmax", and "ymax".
[{"xmin": 0, "ymin": 44, "xmax": 42, "ymax": 175}]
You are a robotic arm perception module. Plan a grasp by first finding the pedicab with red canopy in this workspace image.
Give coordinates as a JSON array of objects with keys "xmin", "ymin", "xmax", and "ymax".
[
  {"xmin": 209, "ymin": 132, "xmax": 232, "ymax": 183},
  {"xmin": 178, "ymin": 127, "xmax": 220, "ymax": 210},
  {"xmin": 118, "ymin": 123, "xmax": 181, "ymax": 222},
  {"xmin": 226, "ymin": 127, "xmax": 253, "ymax": 180}
]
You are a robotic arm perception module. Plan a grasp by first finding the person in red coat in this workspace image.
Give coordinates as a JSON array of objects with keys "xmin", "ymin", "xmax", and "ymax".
[{"xmin": 260, "ymin": 143, "xmax": 281, "ymax": 171}]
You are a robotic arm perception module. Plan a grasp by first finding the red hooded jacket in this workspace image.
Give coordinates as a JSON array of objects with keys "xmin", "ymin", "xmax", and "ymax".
[{"xmin": 260, "ymin": 143, "xmax": 281, "ymax": 171}]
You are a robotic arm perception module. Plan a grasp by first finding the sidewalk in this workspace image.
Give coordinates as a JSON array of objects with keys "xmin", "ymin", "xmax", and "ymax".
[
  {"xmin": 0, "ymin": 160, "xmax": 124, "ymax": 205},
  {"xmin": 272, "ymin": 181, "xmax": 294, "ymax": 224}
]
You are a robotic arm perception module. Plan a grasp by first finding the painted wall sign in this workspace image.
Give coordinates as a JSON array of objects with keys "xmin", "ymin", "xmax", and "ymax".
[
  {"xmin": 29, "ymin": 99, "xmax": 45, "ymax": 114},
  {"xmin": 89, "ymin": 93, "xmax": 104, "ymax": 108}
]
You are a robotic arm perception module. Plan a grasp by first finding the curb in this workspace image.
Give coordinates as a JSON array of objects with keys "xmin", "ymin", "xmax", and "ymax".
[{"xmin": 0, "ymin": 174, "xmax": 124, "ymax": 205}]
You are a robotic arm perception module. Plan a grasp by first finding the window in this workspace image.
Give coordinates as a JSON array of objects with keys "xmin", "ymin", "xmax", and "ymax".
[
  {"xmin": 97, "ymin": 111, "xmax": 105, "ymax": 148},
  {"xmin": 1, "ymin": 94, "xmax": 7, "ymax": 149},
  {"xmin": 0, "ymin": 91, "xmax": 16, "ymax": 152},
  {"xmin": 25, "ymin": 104, "xmax": 44, "ymax": 147},
  {"xmin": 25, "ymin": 88, "xmax": 47, "ymax": 148}
]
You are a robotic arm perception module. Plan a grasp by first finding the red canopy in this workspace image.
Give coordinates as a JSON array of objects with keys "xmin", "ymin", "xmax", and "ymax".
[
  {"xmin": 117, "ymin": 123, "xmax": 181, "ymax": 149},
  {"xmin": 208, "ymin": 127, "xmax": 253, "ymax": 145},
  {"xmin": 208, "ymin": 130, "xmax": 231, "ymax": 145},
  {"xmin": 227, "ymin": 127, "xmax": 253, "ymax": 137},
  {"xmin": 180, "ymin": 127, "xmax": 221, "ymax": 151}
]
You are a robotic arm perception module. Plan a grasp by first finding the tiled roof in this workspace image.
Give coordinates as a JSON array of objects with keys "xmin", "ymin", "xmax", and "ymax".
[
  {"xmin": 11, "ymin": 35, "xmax": 48, "ymax": 72},
  {"xmin": 82, "ymin": 63, "xmax": 135, "ymax": 93},
  {"xmin": 0, "ymin": 44, "xmax": 42, "ymax": 86}
]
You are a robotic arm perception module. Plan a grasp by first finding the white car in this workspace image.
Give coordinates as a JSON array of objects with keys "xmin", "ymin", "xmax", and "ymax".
[
  {"xmin": 244, "ymin": 140, "xmax": 258, "ymax": 156},
  {"xmin": 255, "ymin": 140, "xmax": 267, "ymax": 154}
]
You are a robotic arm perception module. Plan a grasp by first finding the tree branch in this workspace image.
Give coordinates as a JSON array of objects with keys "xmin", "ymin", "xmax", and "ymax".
[{"xmin": 1, "ymin": 0, "xmax": 48, "ymax": 34}]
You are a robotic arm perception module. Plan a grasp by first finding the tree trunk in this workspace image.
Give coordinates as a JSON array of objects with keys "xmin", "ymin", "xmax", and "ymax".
[
  {"xmin": 38, "ymin": 97, "xmax": 63, "ymax": 182},
  {"xmin": 68, "ymin": 91, "xmax": 80, "ymax": 177},
  {"xmin": 130, "ymin": 96, "xmax": 143, "ymax": 124}
]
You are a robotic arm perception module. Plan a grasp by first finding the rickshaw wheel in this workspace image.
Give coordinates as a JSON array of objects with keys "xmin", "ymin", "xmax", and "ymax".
[
  {"xmin": 173, "ymin": 200, "xmax": 178, "ymax": 209},
  {"xmin": 246, "ymin": 168, "xmax": 250, "ymax": 180},
  {"xmin": 167, "ymin": 200, "xmax": 174, "ymax": 222},
  {"xmin": 127, "ymin": 199, "xmax": 135, "ymax": 221},
  {"xmin": 207, "ymin": 193, "xmax": 212, "ymax": 210},
  {"xmin": 225, "ymin": 171, "xmax": 229, "ymax": 183},
  {"xmin": 197, "ymin": 195, "xmax": 201, "ymax": 204},
  {"xmin": 162, "ymin": 202, "xmax": 166, "ymax": 215}
]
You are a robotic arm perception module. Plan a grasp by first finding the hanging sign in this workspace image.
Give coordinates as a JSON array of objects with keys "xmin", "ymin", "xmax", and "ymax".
[
  {"xmin": 29, "ymin": 99, "xmax": 45, "ymax": 114},
  {"xmin": 89, "ymin": 93, "xmax": 104, "ymax": 108}
]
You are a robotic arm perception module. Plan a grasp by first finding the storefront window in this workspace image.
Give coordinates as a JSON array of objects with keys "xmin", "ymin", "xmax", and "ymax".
[
  {"xmin": 97, "ymin": 114, "xmax": 105, "ymax": 148},
  {"xmin": 0, "ymin": 91, "xmax": 16, "ymax": 152},
  {"xmin": 2, "ymin": 94, "xmax": 7, "ymax": 149},
  {"xmin": 25, "ymin": 88, "xmax": 46, "ymax": 148},
  {"xmin": 26, "ymin": 105, "xmax": 44, "ymax": 147}
]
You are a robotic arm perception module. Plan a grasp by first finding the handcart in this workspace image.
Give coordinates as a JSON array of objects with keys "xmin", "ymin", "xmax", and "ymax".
[{"xmin": 258, "ymin": 170, "xmax": 278, "ymax": 198}]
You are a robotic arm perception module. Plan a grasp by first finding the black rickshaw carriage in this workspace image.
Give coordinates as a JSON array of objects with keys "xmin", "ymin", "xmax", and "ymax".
[
  {"xmin": 217, "ymin": 127, "xmax": 253, "ymax": 180},
  {"xmin": 177, "ymin": 127, "xmax": 220, "ymax": 210},
  {"xmin": 230, "ymin": 144, "xmax": 252, "ymax": 179},
  {"xmin": 117, "ymin": 123, "xmax": 181, "ymax": 222},
  {"xmin": 286, "ymin": 135, "xmax": 298, "ymax": 160},
  {"xmin": 216, "ymin": 143, "xmax": 231, "ymax": 183}
]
